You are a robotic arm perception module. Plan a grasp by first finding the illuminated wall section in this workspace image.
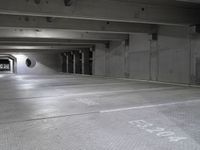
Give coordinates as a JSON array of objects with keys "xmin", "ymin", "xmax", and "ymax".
[{"xmin": 13, "ymin": 52, "xmax": 62, "ymax": 75}]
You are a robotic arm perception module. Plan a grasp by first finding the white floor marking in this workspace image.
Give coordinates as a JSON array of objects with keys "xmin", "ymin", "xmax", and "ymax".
[
  {"xmin": 0, "ymin": 87, "xmax": 176, "ymax": 101},
  {"xmin": 100, "ymin": 99, "xmax": 200, "ymax": 113},
  {"xmin": 59, "ymin": 82, "xmax": 127, "ymax": 87},
  {"xmin": 77, "ymin": 98, "xmax": 99, "ymax": 106},
  {"xmin": 118, "ymin": 77, "xmax": 200, "ymax": 88},
  {"xmin": 62, "ymin": 86, "xmax": 177, "ymax": 98},
  {"xmin": 129, "ymin": 120, "xmax": 188, "ymax": 143}
]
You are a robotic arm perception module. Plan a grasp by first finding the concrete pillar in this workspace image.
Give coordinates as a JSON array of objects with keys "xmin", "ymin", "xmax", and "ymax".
[
  {"xmin": 196, "ymin": 58, "xmax": 200, "ymax": 84},
  {"xmin": 89, "ymin": 49, "xmax": 93, "ymax": 75},
  {"xmin": 61, "ymin": 53, "xmax": 67, "ymax": 73},
  {"xmin": 105, "ymin": 42, "xmax": 110, "ymax": 76},
  {"xmin": 66, "ymin": 52, "xmax": 73, "ymax": 73},
  {"xmin": 74, "ymin": 50, "xmax": 82, "ymax": 74},
  {"xmin": 149, "ymin": 40, "xmax": 159, "ymax": 81},
  {"xmin": 124, "ymin": 39, "xmax": 130, "ymax": 78},
  {"xmin": 82, "ymin": 49, "xmax": 92, "ymax": 75}
]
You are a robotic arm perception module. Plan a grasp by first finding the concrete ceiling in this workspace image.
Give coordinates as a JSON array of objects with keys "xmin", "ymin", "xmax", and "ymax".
[
  {"xmin": 0, "ymin": 0, "xmax": 199, "ymax": 25},
  {"xmin": 113, "ymin": 0, "xmax": 200, "ymax": 7},
  {"xmin": 0, "ymin": 0, "xmax": 199, "ymax": 51}
]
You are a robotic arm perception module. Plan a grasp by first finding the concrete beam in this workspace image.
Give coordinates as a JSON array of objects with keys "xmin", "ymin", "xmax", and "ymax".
[
  {"xmin": 0, "ymin": 28, "xmax": 128, "ymax": 41},
  {"xmin": 0, "ymin": 45, "xmax": 92, "ymax": 50},
  {"xmin": 0, "ymin": 43, "xmax": 93, "ymax": 47},
  {"xmin": 64, "ymin": 0, "xmax": 73, "ymax": 6},
  {"xmin": 0, "ymin": 0, "xmax": 198, "ymax": 25},
  {"xmin": 0, "ymin": 38, "xmax": 108, "ymax": 45},
  {"xmin": 177, "ymin": 0, "xmax": 200, "ymax": 4},
  {"xmin": 0, "ymin": 14, "xmax": 157, "ymax": 34},
  {"xmin": 190, "ymin": 25, "xmax": 200, "ymax": 33}
]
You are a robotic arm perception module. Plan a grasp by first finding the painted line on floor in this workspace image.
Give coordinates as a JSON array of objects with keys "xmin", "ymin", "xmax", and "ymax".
[
  {"xmin": 0, "ymin": 82, "xmax": 127, "ymax": 91},
  {"xmin": 0, "ymin": 86, "xmax": 178, "ymax": 102},
  {"xmin": 51, "ymin": 82, "xmax": 128, "ymax": 88},
  {"xmin": 64, "ymin": 74, "xmax": 200, "ymax": 88},
  {"xmin": 100, "ymin": 99, "xmax": 200, "ymax": 113},
  {"xmin": 68, "ymin": 86, "xmax": 181, "ymax": 97},
  {"xmin": 0, "ymin": 111, "xmax": 100, "ymax": 125},
  {"xmin": 77, "ymin": 98, "xmax": 99, "ymax": 106},
  {"xmin": 118, "ymin": 78, "xmax": 200, "ymax": 88}
]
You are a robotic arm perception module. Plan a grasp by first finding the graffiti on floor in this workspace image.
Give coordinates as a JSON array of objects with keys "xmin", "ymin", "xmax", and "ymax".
[
  {"xmin": 129, "ymin": 120, "xmax": 187, "ymax": 142},
  {"xmin": 77, "ymin": 98, "xmax": 99, "ymax": 106}
]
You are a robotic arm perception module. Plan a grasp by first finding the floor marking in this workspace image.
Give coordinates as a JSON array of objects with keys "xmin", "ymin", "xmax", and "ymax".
[
  {"xmin": 54, "ymin": 82, "xmax": 128, "ymax": 88},
  {"xmin": 0, "ymin": 86, "xmax": 177, "ymax": 102},
  {"xmin": 0, "ymin": 111, "xmax": 100, "ymax": 125},
  {"xmin": 129, "ymin": 120, "xmax": 188, "ymax": 143},
  {"xmin": 48, "ymin": 87, "xmax": 178, "ymax": 101},
  {"xmin": 67, "ymin": 86, "xmax": 178, "ymax": 97},
  {"xmin": 100, "ymin": 99, "xmax": 200, "ymax": 113},
  {"xmin": 118, "ymin": 77, "xmax": 200, "ymax": 88},
  {"xmin": 0, "ymin": 82, "xmax": 129, "ymax": 91},
  {"xmin": 77, "ymin": 98, "xmax": 99, "ymax": 106},
  {"xmin": 5, "ymin": 82, "xmax": 123, "ymax": 87}
]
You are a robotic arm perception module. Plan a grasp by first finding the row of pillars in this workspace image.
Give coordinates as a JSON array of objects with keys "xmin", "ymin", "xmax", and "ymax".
[{"xmin": 61, "ymin": 49, "xmax": 93, "ymax": 75}]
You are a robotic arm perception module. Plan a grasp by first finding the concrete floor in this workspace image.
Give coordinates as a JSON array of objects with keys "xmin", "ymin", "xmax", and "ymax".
[{"xmin": 0, "ymin": 74, "xmax": 200, "ymax": 150}]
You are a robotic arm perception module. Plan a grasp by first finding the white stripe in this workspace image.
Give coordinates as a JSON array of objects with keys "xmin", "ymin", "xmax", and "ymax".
[
  {"xmin": 100, "ymin": 99, "xmax": 200, "ymax": 113},
  {"xmin": 118, "ymin": 78, "xmax": 200, "ymax": 88},
  {"xmin": 64, "ymin": 86, "xmax": 176, "ymax": 97}
]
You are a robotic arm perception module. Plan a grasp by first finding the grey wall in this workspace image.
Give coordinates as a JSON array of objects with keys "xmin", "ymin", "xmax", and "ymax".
[
  {"xmin": 190, "ymin": 35, "xmax": 200, "ymax": 83},
  {"xmin": 93, "ymin": 44, "xmax": 106, "ymax": 76},
  {"xmin": 158, "ymin": 35, "xmax": 190, "ymax": 84},
  {"xmin": 94, "ymin": 26, "xmax": 200, "ymax": 85},
  {"xmin": 108, "ymin": 41, "xmax": 126, "ymax": 78},
  {"xmin": 0, "ymin": 52, "xmax": 62, "ymax": 75},
  {"xmin": 129, "ymin": 33, "xmax": 150, "ymax": 80}
]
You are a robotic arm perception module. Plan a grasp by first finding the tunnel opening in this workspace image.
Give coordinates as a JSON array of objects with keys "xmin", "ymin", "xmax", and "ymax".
[
  {"xmin": 0, "ymin": 54, "xmax": 17, "ymax": 74},
  {"xmin": 61, "ymin": 48, "xmax": 93, "ymax": 75}
]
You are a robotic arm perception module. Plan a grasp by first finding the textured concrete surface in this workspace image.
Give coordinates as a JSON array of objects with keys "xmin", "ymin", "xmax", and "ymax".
[
  {"xmin": 10, "ymin": 52, "xmax": 61, "ymax": 75},
  {"xmin": 0, "ymin": 74, "xmax": 200, "ymax": 149},
  {"xmin": 98, "ymin": 33, "xmax": 200, "ymax": 84}
]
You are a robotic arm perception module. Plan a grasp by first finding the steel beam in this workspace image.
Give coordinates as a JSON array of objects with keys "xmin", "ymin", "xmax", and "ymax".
[
  {"xmin": 0, "ymin": 14, "xmax": 157, "ymax": 34},
  {"xmin": 0, "ymin": 28, "xmax": 128, "ymax": 41},
  {"xmin": 0, "ymin": 0, "xmax": 198, "ymax": 25}
]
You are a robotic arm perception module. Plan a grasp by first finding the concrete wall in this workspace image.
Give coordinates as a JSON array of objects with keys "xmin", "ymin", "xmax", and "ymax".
[
  {"xmin": 93, "ymin": 44, "xmax": 106, "ymax": 76},
  {"xmin": 94, "ymin": 26, "xmax": 200, "ymax": 85},
  {"xmin": 129, "ymin": 33, "xmax": 150, "ymax": 80},
  {"xmin": 158, "ymin": 35, "xmax": 190, "ymax": 84},
  {"xmin": 0, "ymin": 52, "xmax": 62, "ymax": 75},
  {"xmin": 191, "ymin": 35, "xmax": 200, "ymax": 83},
  {"xmin": 108, "ymin": 41, "xmax": 126, "ymax": 78}
]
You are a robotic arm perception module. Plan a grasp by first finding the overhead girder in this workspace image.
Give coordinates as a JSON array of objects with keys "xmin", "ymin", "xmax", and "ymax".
[
  {"xmin": 0, "ymin": 28, "xmax": 128, "ymax": 41},
  {"xmin": 0, "ymin": 0, "xmax": 198, "ymax": 25},
  {"xmin": 0, "ymin": 45, "xmax": 93, "ymax": 50},
  {"xmin": 0, "ymin": 14, "xmax": 157, "ymax": 34},
  {"xmin": 0, "ymin": 38, "xmax": 108, "ymax": 45}
]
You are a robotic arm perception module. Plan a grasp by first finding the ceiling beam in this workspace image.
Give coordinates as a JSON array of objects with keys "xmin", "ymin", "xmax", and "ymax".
[
  {"xmin": 176, "ymin": 0, "xmax": 200, "ymax": 4},
  {"xmin": 0, "ymin": 14, "xmax": 157, "ymax": 34},
  {"xmin": 0, "ymin": 38, "xmax": 108, "ymax": 44},
  {"xmin": 0, "ymin": 0, "xmax": 198, "ymax": 25},
  {"xmin": 0, "ymin": 45, "xmax": 92, "ymax": 50},
  {"xmin": 0, "ymin": 43, "xmax": 93, "ymax": 47},
  {"xmin": 0, "ymin": 28, "xmax": 128, "ymax": 41},
  {"xmin": 64, "ymin": 0, "xmax": 73, "ymax": 6}
]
